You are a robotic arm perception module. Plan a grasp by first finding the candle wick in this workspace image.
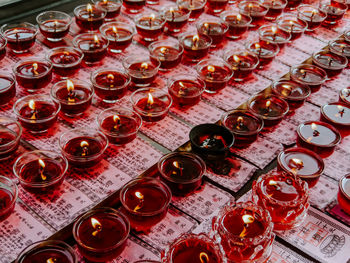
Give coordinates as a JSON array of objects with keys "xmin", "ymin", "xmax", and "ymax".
[
  {"xmin": 172, "ymin": 10, "xmax": 175, "ymax": 22},
  {"xmin": 290, "ymin": 23, "xmax": 294, "ymax": 33},
  {"xmin": 339, "ymin": 108, "xmax": 345, "ymax": 117},
  {"xmin": 207, "ymin": 24, "xmax": 211, "ymax": 35},
  {"xmin": 82, "ymin": 146, "xmax": 89, "ymax": 156},
  {"xmin": 114, "ymin": 32, "xmax": 119, "ymax": 41},
  {"xmin": 149, "ymin": 17, "xmax": 152, "ymax": 28},
  {"xmin": 68, "ymin": 90, "xmax": 76, "ymax": 104},
  {"xmin": 328, "ymin": 57, "xmax": 333, "ymax": 67},
  {"xmin": 16, "ymin": 31, "xmax": 19, "ymax": 43},
  {"xmin": 313, "ymin": 129, "xmax": 320, "ymax": 137}
]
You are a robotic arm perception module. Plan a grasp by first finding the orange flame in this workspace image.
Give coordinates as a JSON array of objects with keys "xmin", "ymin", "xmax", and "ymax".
[
  {"xmin": 38, "ymin": 158, "xmax": 47, "ymax": 181},
  {"xmin": 32, "ymin": 63, "xmax": 39, "ymax": 75},
  {"xmin": 141, "ymin": 62, "xmax": 148, "ymax": 70},
  {"xmin": 67, "ymin": 79, "xmax": 74, "ymax": 92},
  {"xmin": 160, "ymin": 47, "xmax": 168, "ymax": 54},
  {"xmin": 237, "ymin": 14, "xmax": 242, "ymax": 21},
  {"xmin": 207, "ymin": 65, "xmax": 215, "ymax": 73},
  {"xmin": 29, "ymin": 100, "xmax": 36, "ymax": 110},
  {"xmin": 91, "ymin": 217, "xmax": 102, "ymax": 236},
  {"xmin": 239, "ymin": 214, "xmax": 255, "ymax": 238},
  {"xmin": 107, "ymin": 73, "xmax": 115, "ymax": 80},
  {"xmin": 233, "ymin": 55, "xmax": 241, "ymax": 63},
  {"xmin": 87, "ymin": 3, "xmax": 93, "ymax": 13},
  {"xmin": 147, "ymin": 93, "xmax": 154, "ymax": 105},
  {"xmin": 199, "ymin": 252, "xmax": 209, "ymax": 263},
  {"xmin": 134, "ymin": 191, "xmax": 144, "ymax": 212},
  {"xmin": 113, "ymin": 25, "xmax": 118, "ymax": 34},
  {"xmin": 80, "ymin": 141, "xmax": 89, "ymax": 148},
  {"xmin": 46, "ymin": 258, "xmax": 56, "ymax": 263},
  {"xmin": 266, "ymin": 100, "xmax": 271, "ymax": 108},
  {"xmin": 113, "ymin": 114, "xmax": 120, "ymax": 123},
  {"xmin": 94, "ymin": 35, "xmax": 100, "ymax": 44}
]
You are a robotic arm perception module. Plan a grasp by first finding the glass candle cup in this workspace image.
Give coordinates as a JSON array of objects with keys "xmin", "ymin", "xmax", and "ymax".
[
  {"xmin": 135, "ymin": 12, "xmax": 165, "ymax": 42},
  {"xmin": 0, "ymin": 117, "xmax": 21, "ymax": 160},
  {"xmin": 312, "ymin": 50, "xmax": 348, "ymax": 78},
  {"xmin": 320, "ymin": 102, "xmax": 350, "ymax": 137},
  {"xmin": 177, "ymin": 0, "xmax": 207, "ymax": 21},
  {"xmin": 196, "ymin": 18, "xmax": 229, "ymax": 47},
  {"xmin": 339, "ymin": 87, "xmax": 350, "ymax": 106},
  {"xmin": 258, "ymin": 25, "xmax": 291, "ymax": 46},
  {"xmin": 123, "ymin": 0, "xmax": 146, "ymax": 14},
  {"xmin": 319, "ymin": 0, "xmax": 347, "ymax": 25},
  {"xmin": 74, "ymin": 4, "xmax": 106, "ymax": 32},
  {"xmin": 220, "ymin": 12, "xmax": 252, "ymax": 40},
  {"xmin": 276, "ymin": 14, "xmax": 308, "ymax": 40},
  {"xmin": 338, "ymin": 174, "xmax": 350, "ymax": 215},
  {"xmin": 0, "ymin": 73, "xmax": 16, "ymax": 105},
  {"xmin": 149, "ymin": 39, "xmax": 184, "ymax": 71},
  {"xmin": 329, "ymin": 39, "xmax": 350, "ymax": 62},
  {"xmin": 238, "ymin": 0, "xmax": 269, "ymax": 27},
  {"xmin": 100, "ymin": 22, "xmax": 135, "ymax": 53},
  {"xmin": 297, "ymin": 5, "xmax": 327, "ymax": 31},
  {"xmin": 93, "ymin": 0, "xmax": 123, "ymax": 20},
  {"xmin": 36, "ymin": 11, "xmax": 72, "ymax": 42},
  {"xmin": 0, "ymin": 35, "xmax": 7, "ymax": 61},
  {"xmin": 0, "ymin": 176, "xmax": 18, "ymax": 221},
  {"xmin": 290, "ymin": 64, "xmax": 327, "ymax": 92},
  {"xmin": 246, "ymin": 41, "xmax": 280, "ymax": 69},
  {"xmin": 206, "ymin": 0, "xmax": 229, "ymax": 14},
  {"xmin": 286, "ymin": 0, "xmax": 302, "ymax": 10},
  {"xmin": 161, "ymin": 6, "xmax": 190, "ymax": 34},
  {"xmin": 261, "ymin": 0, "xmax": 288, "ymax": 21},
  {"xmin": 179, "ymin": 33, "xmax": 212, "ymax": 63},
  {"xmin": 224, "ymin": 50, "xmax": 259, "ymax": 81}
]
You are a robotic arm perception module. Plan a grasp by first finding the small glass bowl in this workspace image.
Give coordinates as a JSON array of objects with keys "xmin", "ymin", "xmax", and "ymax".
[
  {"xmin": 0, "ymin": 117, "xmax": 22, "ymax": 160},
  {"xmin": 0, "ymin": 176, "xmax": 18, "ymax": 221}
]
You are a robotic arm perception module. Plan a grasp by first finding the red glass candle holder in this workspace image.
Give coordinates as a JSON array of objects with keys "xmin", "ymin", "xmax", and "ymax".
[
  {"xmin": 296, "ymin": 121, "xmax": 341, "ymax": 158},
  {"xmin": 312, "ymin": 50, "xmax": 348, "ymax": 78},
  {"xmin": 196, "ymin": 18, "xmax": 228, "ymax": 47},
  {"xmin": 0, "ymin": 35, "xmax": 7, "ymax": 60},
  {"xmin": 0, "ymin": 22, "xmax": 38, "ymax": 53},
  {"xmin": 73, "ymin": 33, "xmax": 109, "ymax": 65},
  {"xmin": 261, "ymin": 0, "xmax": 288, "ymax": 21},
  {"xmin": 196, "ymin": 58, "xmax": 233, "ymax": 93},
  {"xmin": 321, "ymin": 102, "xmax": 350, "ymax": 137},
  {"xmin": 258, "ymin": 25, "xmax": 291, "ymax": 46},
  {"xmin": 332, "ymin": 0, "xmax": 350, "ymax": 7},
  {"xmin": 135, "ymin": 12, "xmax": 165, "ymax": 42},
  {"xmin": 221, "ymin": 110, "xmax": 264, "ymax": 148},
  {"xmin": 179, "ymin": 33, "xmax": 212, "ymax": 63},
  {"xmin": 277, "ymin": 147, "xmax": 324, "ymax": 188},
  {"xmin": 157, "ymin": 152, "xmax": 205, "ymax": 196},
  {"xmin": 276, "ymin": 14, "xmax": 308, "ymax": 40},
  {"xmin": 213, "ymin": 201, "xmax": 275, "ymax": 262},
  {"xmin": 15, "ymin": 240, "xmax": 77, "ymax": 263},
  {"xmin": 252, "ymin": 171, "xmax": 309, "ymax": 231},
  {"xmin": 161, "ymin": 233, "xmax": 225, "ymax": 263},
  {"xmin": 161, "ymin": 6, "xmax": 190, "ymax": 34},
  {"xmin": 0, "ymin": 73, "xmax": 16, "ymax": 105},
  {"xmin": 149, "ymin": 39, "xmax": 184, "ymax": 71},
  {"xmin": 120, "ymin": 177, "xmax": 172, "ymax": 232},
  {"xmin": 319, "ymin": 0, "xmax": 347, "ymax": 25},
  {"xmin": 74, "ymin": 4, "xmax": 106, "ymax": 32},
  {"xmin": 93, "ymin": 0, "xmax": 122, "ymax": 20},
  {"xmin": 0, "ymin": 176, "xmax": 17, "ymax": 221},
  {"xmin": 73, "ymin": 207, "xmax": 130, "ymax": 262},
  {"xmin": 91, "ymin": 68, "xmax": 130, "ymax": 103},
  {"xmin": 131, "ymin": 88, "xmax": 172, "ymax": 122},
  {"xmin": 47, "ymin": 46, "xmax": 84, "ymax": 78},
  {"xmin": 100, "ymin": 22, "xmax": 135, "ymax": 53},
  {"xmin": 338, "ymin": 174, "xmax": 350, "ymax": 215},
  {"xmin": 248, "ymin": 93, "xmax": 289, "ymax": 127},
  {"xmin": 123, "ymin": 0, "xmax": 146, "ymax": 13},
  {"xmin": 220, "ymin": 12, "xmax": 252, "ymax": 40},
  {"xmin": 224, "ymin": 50, "xmax": 259, "ymax": 81},
  {"xmin": 13, "ymin": 59, "xmax": 53, "ymax": 92},
  {"xmin": 123, "ymin": 55, "xmax": 160, "ymax": 87},
  {"xmin": 246, "ymin": 41, "xmax": 280, "ymax": 69},
  {"xmin": 206, "ymin": 0, "xmax": 229, "ymax": 14},
  {"xmin": 286, "ymin": 0, "xmax": 302, "ymax": 10},
  {"xmin": 297, "ymin": 5, "xmax": 327, "ymax": 31},
  {"xmin": 51, "ymin": 79, "xmax": 93, "ymax": 117},
  {"xmin": 97, "ymin": 106, "xmax": 142, "ymax": 145},
  {"xmin": 177, "ymin": 0, "xmax": 206, "ymax": 21},
  {"xmin": 36, "ymin": 11, "xmax": 72, "ymax": 42},
  {"xmin": 238, "ymin": 0, "xmax": 269, "ymax": 27},
  {"xmin": 59, "ymin": 129, "xmax": 108, "ymax": 167},
  {"xmin": 0, "ymin": 117, "xmax": 21, "ymax": 160},
  {"xmin": 339, "ymin": 87, "xmax": 350, "ymax": 105},
  {"xmin": 167, "ymin": 74, "xmax": 205, "ymax": 108},
  {"xmin": 290, "ymin": 64, "xmax": 327, "ymax": 92},
  {"xmin": 13, "ymin": 95, "xmax": 60, "ymax": 133},
  {"xmin": 329, "ymin": 39, "xmax": 350, "ymax": 62},
  {"xmin": 272, "ymin": 78, "xmax": 311, "ymax": 109}
]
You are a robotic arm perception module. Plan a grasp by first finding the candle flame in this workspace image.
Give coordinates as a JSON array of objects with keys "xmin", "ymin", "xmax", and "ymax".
[
  {"xmin": 282, "ymin": 84, "xmax": 292, "ymax": 90},
  {"xmin": 311, "ymin": 9, "xmax": 317, "ymax": 15},
  {"xmin": 67, "ymin": 79, "xmax": 74, "ymax": 92},
  {"xmin": 160, "ymin": 47, "xmax": 168, "ymax": 54},
  {"xmin": 63, "ymin": 51, "xmax": 70, "ymax": 56},
  {"xmin": 134, "ymin": 191, "xmax": 144, "ymax": 212},
  {"xmin": 87, "ymin": 3, "xmax": 93, "ymax": 13},
  {"xmin": 291, "ymin": 158, "xmax": 304, "ymax": 170},
  {"xmin": 169, "ymin": 7, "xmax": 175, "ymax": 13},
  {"xmin": 46, "ymin": 258, "xmax": 56, "ymax": 263},
  {"xmin": 141, "ymin": 62, "xmax": 148, "ymax": 70},
  {"xmin": 150, "ymin": 13, "xmax": 155, "ymax": 20},
  {"xmin": 255, "ymin": 43, "xmax": 261, "ymax": 49},
  {"xmin": 193, "ymin": 34, "xmax": 199, "ymax": 42},
  {"xmin": 80, "ymin": 140, "xmax": 89, "ymax": 148},
  {"xmin": 32, "ymin": 63, "xmax": 39, "ymax": 75},
  {"xmin": 29, "ymin": 99, "xmax": 36, "ymax": 110},
  {"xmin": 173, "ymin": 161, "xmax": 180, "ymax": 168},
  {"xmin": 179, "ymin": 81, "xmax": 185, "ymax": 89},
  {"xmin": 135, "ymin": 191, "xmax": 144, "ymax": 200},
  {"xmin": 94, "ymin": 35, "xmax": 100, "ymax": 44},
  {"xmin": 289, "ymin": 20, "xmax": 294, "ymax": 25},
  {"xmin": 237, "ymin": 116, "xmax": 244, "ymax": 123},
  {"xmin": 336, "ymin": 105, "xmax": 345, "ymax": 118},
  {"xmin": 38, "ymin": 158, "xmax": 45, "ymax": 169},
  {"xmin": 199, "ymin": 252, "xmax": 209, "ymax": 263},
  {"xmin": 242, "ymin": 214, "xmax": 255, "ymax": 224},
  {"xmin": 207, "ymin": 65, "xmax": 215, "ymax": 73},
  {"xmin": 271, "ymin": 26, "xmax": 277, "ymax": 34},
  {"xmin": 147, "ymin": 92, "xmax": 154, "ymax": 105},
  {"xmin": 103, "ymin": 0, "xmax": 108, "ymax": 3},
  {"xmin": 113, "ymin": 25, "xmax": 118, "ymax": 34},
  {"xmin": 237, "ymin": 14, "xmax": 242, "ymax": 21},
  {"xmin": 113, "ymin": 114, "xmax": 120, "ymax": 123},
  {"xmin": 38, "ymin": 158, "xmax": 47, "ymax": 181},
  {"xmin": 269, "ymin": 180, "xmax": 278, "ymax": 186},
  {"xmin": 337, "ymin": 105, "xmax": 344, "ymax": 111},
  {"xmin": 311, "ymin": 122, "xmax": 317, "ymax": 130},
  {"xmin": 204, "ymin": 23, "xmax": 209, "ymax": 29},
  {"xmin": 107, "ymin": 73, "xmax": 115, "ymax": 80},
  {"xmin": 91, "ymin": 217, "xmax": 102, "ymax": 236},
  {"xmin": 233, "ymin": 55, "xmax": 240, "ymax": 63},
  {"xmin": 266, "ymin": 100, "xmax": 271, "ymax": 108},
  {"xmin": 248, "ymin": 3, "xmax": 253, "ymax": 8}
]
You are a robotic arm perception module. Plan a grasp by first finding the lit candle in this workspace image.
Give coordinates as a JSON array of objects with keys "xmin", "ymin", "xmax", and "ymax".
[{"xmin": 74, "ymin": 3, "xmax": 106, "ymax": 31}]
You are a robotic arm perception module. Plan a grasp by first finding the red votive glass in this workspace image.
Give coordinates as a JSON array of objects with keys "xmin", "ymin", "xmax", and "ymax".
[
  {"xmin": 120, "ymin": 177, "xmax": 171, "ymax": 232},
  {"xmin": 161, "ymin": 6, "xmax": 190, "ymax": 34},
  {"xmin": 131, "ymin": 88, "xmax": 172, "ymax": 122},
  {"xmin": 246, "ymin": 41, "xmax": 280, "ymax": 69},
  {"xmin": 59, "ymin": 129, "xmax": 108, "ymax": 167},
  {"xmin": 221, "ymin": 110, "xmax": 264, "ymax": 148},
  {"xmin": 252, "ymin": 171, "xmax": 309, "ymax": 231},
  {"xmin": 15, "ymin": 240, "xmax": 77, "ymax": 263},
  {"xmin": 36, "ymin": 11, "xmax": 72, "ymax": 42},
  {"xmin": 261, "ymin": 0, "xmax": 288, "ymax": 21},
  {"xmin": 339, "ymin": 87, "xmax": 350, "ymax": 105},
  {"xmin": 312, "ymin": 50, "xmax": 348, "ymax": 78},
  {"xmin": 135, "ymin": 12, "xmax": 165, "ymax": 42},
  {"xmin": 332, "ymin": 0, "xmax": 350, "ymax": 7},
  {"xmin": 290, "ymin": 64, "xmax": 327, "ymax": 92},
  {"xmin": 224, "ymin": 50, "xmax": 259, "ymax": 81},
  {"xmin": 73, "ymin": 207, "xmax": 130, "ymax": 262},
  {"xmin": 321, "ymin": 102, "xmax": 350, "ymax": 137},
  {"xmin": 0, "ymin": 73, "xmax": 16, "ymax": 105},
  {"xmin": 196, "ymin": 18, "xmax": 228, "ymax": 47},
  {"xmin": 277, "ymin": 147, "xmax": 324, "ymax": 188},
  {"xmin": 272, "ymin": 78, "xmax": 311, "ymax": 109},
  {"xmin": 123, "ymin": 0, "xmax": 146, "ymax": 13},
  {"xmin": 297, "ymin": 5, "xmax": 327, "ymax": 31},
  {"xmin": 123, "ymin": 55, "xmax": 160, "ymax": 87},
  {"xmin": 276, "ymin": 14, "xmax": 308, "ymax": 40},
  {"xmin": 213, "ymin": 201, "xmax": 275, "ymax": 262},
  {"xmin": 157, "ymin": 152, "xmax": 206, "ymax": 196},
  {"xmin": 206, "ymin": 0, "xmax": 228, "ymax": 14},
  {"xmin": 0, "ymin": 176, "xmax": 17, "ymax": 221},
  {"xmin": 73, "ymin": 33, "xmax": 109, "ymax": 65},
  {"xmin": 286, "ymin": 0, "xmax": 302, "ymax": 10},
  {"xmin": 100, "ymin": 22, "xmax": 135, "ymax": 53},
  {"xmin": 0, "ymin": 117, "xmax": 21, "ymax": 160},
  {"xmin": 220, "ymin": 12, "xmax": 252, "ymax": 40},
  {"xmin": 13, "ymin": 150, "xmax": 68, "ymax": 194},
  {"xmin": 13, "ymin": 59, "xmax": 52, "ymax": 92},
  {"xmin": 258, "ymin": 25, "xmax": 291, "ymax": 46},
  {"xmin": 93, "ymin": 0, "xmax": 122, "ymax": 20},
  {"xmin": 97, "ymin": 106, "xmax": 142, "ymax": 145},
  {"xmin": 51, "ymin": 79, "xmax": 93, "ymax": 117},
  {"xmin": 91, "ymin": 68, "xmax": 130, "ymax": 103},
  {"xmin": 329, "ymin": 39, "xmax": 350, "ymax": 62},
  {"xmin": 47, "ymin": 46, "xmax": 84, "ymax": 78},
  {"xmin": 149, "ymin": 39, "xmax": 184, "ymax": 71},
  {"xmin": 248, "ymin": 93, "xmax": 289, "ymax": 127},
  {"xmin": 196, "ymin": 58, "xmax": 233, "ymax": 93},
  {"xmin": 161, "ymin": 233, "xmax": 225, "ymax": 263},
  {"xmin": 238, "ymin": 0, "xmax": 269, "ymax": 27},
  {"xmin": 167, "ymin": 74, "xmax": 205, "ymax": 108},
  {"xmin": 177, "ymin": 0, "xmax": 207, "ymax": 21},
  {"xmin": 319, "ymin": 0, "xmax": 347, "ymax": 25},
  {"xmin": 0, "ymin": 35, "xmax": 7, "ymax": 60},
  {"xmin": 1, "ymin": 22, "xmax": 37, "ymax": 53},
  {"xmin": 74, "ymin": 4, "xmax": 106, "ymax": 32},
  {"xmin": 13, "ymin": 95, "xmax": 60, "ymax": 133},
  {"xmin": 179, "ymin": 33, "xmax": 212, "ymax": 63},
  {"xmin": 338, "ymin": 174, "xmax": 350, "ymax": 215},
  {"xmin": 296, "ymin": 121, "xmax": 341, "ymax": 158}
]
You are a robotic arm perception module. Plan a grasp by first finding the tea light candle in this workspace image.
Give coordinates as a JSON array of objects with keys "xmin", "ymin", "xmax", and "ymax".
[
  {"xmin": 196, "ymin": 18, "xmax": 229, "ymax": 47},
  {"xmin": 51, "ymin": 79, "xmax": 93, "ymax": 117},
  {"xmin": 157, "ymin": 152, "xmax": 206, "ymax": 196},
  {"xmin": 97, "ymin": 106, "xmax": 142, "ymax": 145},
  {"xmin": 167, "ymin": 74, "xmax": 205, "ymax": 108},
  {"xmin": 312, "ymin": 50, "xmax": 348, "ymax": 77},
  {"xmin": 93, "ymin": 0, "xmax": 123, "ymax": 20},
  {"xmin": 13, "ymin": 59, "xmax": 53, "ymax": 92},
  {"xmin": 319, "ymin": 0, "xmax": 347, "ymax": 25},
  {"xmin": 248, "ymin": 93, "xmax": 289, "ymax": 127},
  {"xmin": 296, "ymin": 121, "xmax": 341, "ymax": 157},
  {"xmin": 221, "ymin": 110, "xmax": 264, "ymax": 148},
  {"xmin": 13, "ymin": 95, "xmax": 60, "ymax": 133},
  {"xmin": 329, "ymin": 39, "xmax": 350, "ymax": 61},
  {"xmin": 59, "ymin": 129, "xmax": 108, "ymax": 167},
  {"xmin": 0, "ymin": 73, "xmax": 16, "ymax": 105},
  {"xmin": 91, "ymin": 68, "xmax": 130, "ymax": 103},
  {"xmin": 177, "ymin": 0, "xmax": 206, "ymax": 21},
  {"xmin": 36, "ymin": 11, "xmax": 72, "ymax": 42},
  {"xmin": 276, "ymin": 14, "xmax": 307, "ymax": 39},
  {"xmin": 338, "ymin": 174, "xmax": 350, "ymax": 215},
  {"xmin": 224, "ymin": 50, "xmax": 259, "ymax": 81},
  {"xmin": 290, "ymin": 64, "xmax": 327, "ymax": 92},
  {"xmin": 0, "ymin": 35, "xmax": 6, "ymax": 60},
  {"xmin": 277, "ymin": 147, "xmax": 324, "ymax": 188},
  {"xmin": 258, "ymin": 25, "xmax": 291, "ymax": 46},
  {"xmin": 206, "ymin": 0, "xmax": 229, "ymax": 14},
  {"xmin": 100, "ymin": 22, "xmax": 135, "ymax": 53},
  {"xmin": 339, "ymin": 87, "xmax": 350, "ymax": 105},
  {"xmin": 252, "ymin": 171, "xmax": 309, "ymax": 231},
  {"xmin": 73, "ymin": 207, "xmax": 130, "ymax": 262},
  {"xmin": 179, "ymin": 33, "xmax": 212, "ymax": 63},
  {"xmin": 135, "ymin": 12, "xmax": 165, "ymax": 42},
  {"xmin": 0, "ymin": 22, "xmax": 37, "ymax": 53},
  {"xmin": 297, "ymin": 5, "xmax": 327, "ymax": 31},
  {"xmin": 0, "ymin": 117, "xmax": 21, "ymax": 160},
  {"xmin": 120, "ymin": 177, "xmax": 172, "ymax": 232},
  {"xmin": 123, "ymin": 0, "xmax": 146, "ymax": 13},
  {"xmin": 74, "ymin": 4, "xmax": 106, "ymax": 32},
  {"xmin": 161, "ymin": 6, "xmax": 190, "ymax": 33},
  {"xmin": 321, "ymin": 102, "xmax": 350, "ymax": 137},
  {"xmin": 0, "ymin": 176, "xmax": 17, "ymax": 221},
  {"xmin": 131, "ymin": 88, "xmax": 172, "ymax": 122},
  {"xmin": 245, "ymin": 41, "xmax": 280, "ymax": 69},
  {"xmin": 261, "ymin": 0, "xmax": 288, "ymax": 21},
  {"xmin": 220, "ymin": 12, "xmax": 252, "ymax": 40},
  {"xmin": 238, "ymin": 0, "xmax": 269, "ymax": 27}
]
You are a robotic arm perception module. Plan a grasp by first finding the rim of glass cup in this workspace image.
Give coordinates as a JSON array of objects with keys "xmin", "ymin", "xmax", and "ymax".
[
  {"xmin": 178, "ymin": 32, "xmax": 213, "ymax": 48},
  {"xmin": 321, "ymin": 102, "xmax": 350, "ymax": 125},
  {"xmin": 290, "ymin": 64, "xmax": 328, "ymax": 85},
  {"xmin": 221, "ymin": 109, "xmax": 264, "ymax": 135},
  {"xmin": 160, "ymin": 5, "xmax": 191, "ymax": 18},
  {"xmin": 100, "ymin": 21, "xmax": 136, "ymax": 39},
  {"xmin": 73, "ymin": 4, "xmax": 107, "ymax": 19},
  {"xmin": 248, "ymin": 93, "xmax": 289, "ymax": 120},
  {"xmin": 123, "ymin": 56, "xmax": 161, "ymax": 75},
  {"xmin": 134, "ymin": 12, "xmax": 166, "ymax": 26},
  {"xmin": 319, "ymin": 0, "xmax": 348, "ymax": 12},
  {"xmin": 272, "ymin": 78, "xmax": 311, "ymax": 101},
  {"xmin": 238, "ymin": 0, "xmax": 269, "ymax": 16},
  {"xmin": 258, "ymin": 24, "xmax": 291, "ymax": 44},
  {"xmin": 167, "ymin": 74, "xmax": 206, "ymax": 98},
  {"xmin": 73, "ymin": 33, "xmax": 109, "ymax": 52},
  {"xmin": 297, "ymin": 4, "xmax": 327, "ymax": 20},
  {"xmin": 261, "ymin": 0, "xmax": 288, "ymax": 8},
  {"xmin": 276, "ymin": 14, "xmax": 308, "ymax": 33},
  {"xmin": 196, "ymin": 17, "xmax": 229, "ymax": 34},
  {"xmin": 46, "ymin": 46, "xmax": 84, "ymax": 68},
  {"xmin": 92, "ymin": 0, "xmax": 123, "ymax": 7},
  {"xmin": 196, "ymin": 58, "xmax": 233, "ymax": 81},
  {"xmin": 90, "ymin": 68, "xmax": 131, "ymax": 91},
  {"xmin": 36, "ymin": 10, "xmax": 72, "ymax": 26},
  {"xmin": 245, "ymin": 41, "xmax": 280, "ymax": 58},
  {"xmin": 148, "ymin": 39, "xmax": 184, "ymax": 57},
  {"xmin": 0, "ymin": 117, "xmax": 22, "ymax": 151},
  {"xmin": 0, "ymin": 22, "xmax": 38, "ymax": 37},
  {"xmin": 329, "ymin": 39, "xmax": 350, "ymax": 57},
  {"xmin": 220, "ymin": 11, "xmax": 252, "ymax": 27},
  {"xmin": 223, "ymin": 50, "xmax": 260, "ymax": 71},
  {"xmin": 13, "ymin": 59, "xmax": 53, "ymax": 79},
  {"xmin": 339, "ymin": 174, "xmax": 350, "ymax": 200},
  {"xmin": 312, "ymin": 50, "xmax": 348, "ymax": 70},
  {"xmin": 0, "ymin": 175, "xmax": 18, "ymax": 216},
  {"xmin": 176, "ymin": 0, "xmax": 207, "ymax": 8},
  {"xmin": 0, "ymin": 34, "xmax": 7, "ymax": 49}
]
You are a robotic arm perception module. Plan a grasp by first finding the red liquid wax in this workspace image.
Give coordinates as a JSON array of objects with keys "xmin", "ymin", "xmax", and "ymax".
[
  {"xmin": 95, "ymin": 0, "xmax": 122, "ymax": 19},
  {"xmin": 135, "ymin": 17, "xmax": 164, "ymax": 42},
  {"xmin": 134, "ymin": 97, "xmax": 169, "ymax": 122},
  {"xmin": 163, "ymin": 9, "xmax": 189, "ymax": 33},
  {"xmin": 4, "ymin": 27, "xmax": 36, "ymax": 52},
  {"xmin": 0, "ymin": 130, "xmax": 19, "ymax": 159},
  {"xmin": 199, "ymin": 65, "xmax": 232, "ymax": 93},
  {"xmin": 290, "ymin": 65, "xmax": 326, "ymax": 92},
  {"xmin": 123, "ymin": 0, "xmax": 146, "ymax": 13},
  {"xmin": 104, "ymin": 28, "xmax": 133, "ymax": 52},
  {"xmin": 49, "ymin": 51, "xmax": 82, "ymax": 77},
  {"xmin": 168, "ymin": 79, "xmax": 203, "ymax": 108},
  {"xmin": 77, "ymin": 39, "xmax": 108, "ymax": 64},
  {"xmin": 75, "ymin": 8, "xmax": 105, "ymax": 31},
  {"xmin": 178, "ymin": 0, "xmax": 205, "ymax": 20},
  {"xmin": 313, "ymin": 51, "xmax": 347, "ymax": 77},
  {"xmin": 39, "ymin": 20, "xmax": 70, "ymax": 40},
  {"xmin": 320, "ymin": 2, "xmax": 347, "ymax": 25},
  {"xmin": 286, "ymin": 0, "xmax": 302, "ymax": 9},
  {"xmin": 197, "ymin": 22, "xmax": 228, "ymax": 46},
  {"xmin": 206, "ymin": 0, "xmax": 228, "ymax": 14},
  {"xmin": 222, "ymin": 13, "xmax": 251, "ymax": 40},
  {"xmin": 0, "ymin": 36, "xmax": 6, "ymax": 60},
  {"xmin": 246, "ymin": 41, "xmax": 279, "ymax": 68},
  {"xmin": 93, "ymin": 71, "xmax": 129, "ymax": 102},
  {"xmin": 0, "ymin": 75, "xmax": 15, "ymax": 105},
  {"xmin": 226, "ymin": 53, "xmax": 259, "ymax": 81},
  {"xmin": 262, "ymin": 0, "xmax": 287, "ymax": 20},
  {"xmin": 0, "ymin": 188, "xmax": 15, "ymax": 221},
  {"xmin": 297, "ymin": 9, "xmax": 326, "ymax": 31},
  {"xmin": 181, "ymin": 35, "xmax": 211, "ymax": 62},
  {"xmin": 128, "ymin": 62, "xmax": 158, "ymax": 86},
  {"xmin": 150, "ymin": 46, "xmax": 182, "ymax": 70},
  {"xmin": 55, "ymin": 86, "xmax": 92, "ymax": 116}
]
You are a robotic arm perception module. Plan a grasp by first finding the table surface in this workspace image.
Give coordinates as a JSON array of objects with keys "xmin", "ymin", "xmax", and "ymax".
[{"xmin": 0, "ymin": 0, "xmax": 350, "ymax": 263}]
